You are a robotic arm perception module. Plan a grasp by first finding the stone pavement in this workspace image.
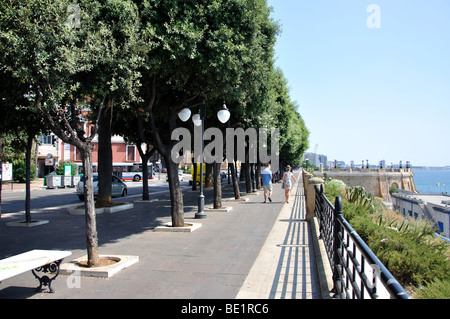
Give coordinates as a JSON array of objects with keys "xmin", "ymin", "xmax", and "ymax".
[
  {"xmin": 236, "ymin": 176, "xmax": 321, "ymax": 299},
  {"xmin": 0, "ymin": 171, "xmax": 327, "ymax": 300}
]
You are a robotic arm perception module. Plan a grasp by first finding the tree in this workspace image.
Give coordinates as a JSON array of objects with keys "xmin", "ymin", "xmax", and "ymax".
[
  {"xmin": 0, "ymin": 0, "xmax": 143, "ymax": 266},
  {"xmin": 85, "ymin": 0, "xmax": 145, "ymax": 207},
  {"xmin": 0, "ymin": 71, "xmax": 45, "ymax": 223},
  {"xmin": 112, "ymin": 111, "xmax": 157, "ymax": 201},
  {"xmin": 134, "ymin": 0, "xmax": 280, "ymax": 226},
  {"xmin": 254, "ymin": 67, "xmax": 310, "ymax": 174}
]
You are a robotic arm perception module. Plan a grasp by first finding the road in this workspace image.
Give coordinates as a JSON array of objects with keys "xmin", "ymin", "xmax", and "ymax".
[{"xmin": 0, "ymin": 174, "xmax": 192, "ymax": 216}]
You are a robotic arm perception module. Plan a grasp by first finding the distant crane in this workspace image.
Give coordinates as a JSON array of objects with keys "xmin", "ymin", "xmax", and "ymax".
[{"xmin": 313, "ymin": 144, "xmax": 318, "ymax": 167}]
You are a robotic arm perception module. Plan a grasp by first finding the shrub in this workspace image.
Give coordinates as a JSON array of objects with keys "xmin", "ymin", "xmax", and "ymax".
[
  {"xmin": 415, "ymin": 278, "xmax": 450, "ymax": 299},
  {"xmin": 324, "ymin": 179, "xmax": 346, "ymax": 198},
  {"xmin": 11, "ymin": 159, "xmax": 37, "ymax": 183},
  {"xmin": 55, "ymin": 160, "xmax": 78, "ymax": 176},
  {"xmin": 324, "ymin": 180, "xmax": 450, "ymax": 298}
]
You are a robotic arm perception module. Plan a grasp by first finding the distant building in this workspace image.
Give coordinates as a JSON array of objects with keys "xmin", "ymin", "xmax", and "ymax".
[
  {"xmin": 391, "ymin": 190, "xmax": 450, "ymax": 238},
  {"xmin": 36, "ymin": 134, "xmax": 61, "ymax": 177},
  {"xmin": 36, "ymin": 133, "xmax": 154, "ymax": 178},
  {"xmin": 328, "ymin": 160, "xmax": 346, "ymax": 169},
  {"xmin": 304, "ymin": 152, "xmax": 328, "ymax": 168}
]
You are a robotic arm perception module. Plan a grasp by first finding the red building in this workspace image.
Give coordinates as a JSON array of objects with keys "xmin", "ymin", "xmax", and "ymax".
[{"xmin": 37, "ymin": 133, "xmax": 156, "ymax": 177}]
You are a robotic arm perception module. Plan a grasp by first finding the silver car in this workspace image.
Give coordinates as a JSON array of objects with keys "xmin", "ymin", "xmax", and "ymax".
[{"xmin": 76, "ymin": 174, "xmax": 127, "ymax": 201}]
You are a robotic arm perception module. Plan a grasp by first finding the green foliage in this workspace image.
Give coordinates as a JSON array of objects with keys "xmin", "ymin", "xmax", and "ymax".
[
  {"xmin": 345, "ymin": 185, "xmax": 375, "ymax": 213},
  {"xmin": 324, "ymin": 179, "xmax": 346, "ymax": 198},
  {"xmin": 0, "ymin": 0, "xmax": 310, "ymax": 253},
  {"xmin": 0, "ymin": 132, "xmax": 26, "ymax": 162},
  {"xmin": 262, "ymin": 68, "xmax": 310, "ymax": 166},
  {"xmin": 415, "ymin": 278, "xmax": 450, "ymax": 299},
  {"xmin": 11, "ymin": 159, "xmax": 37, "ymax": 183},
  {"xmin": 324, "ymin": 179, "xmax": 450, "ymax": 298},
  {"xmin": 376, "ymin": 215, "xmax": 410, "ymax": 233},
  {"xmin": 55, "ymin": 160, "xmax": 78, "ymax": 176}
]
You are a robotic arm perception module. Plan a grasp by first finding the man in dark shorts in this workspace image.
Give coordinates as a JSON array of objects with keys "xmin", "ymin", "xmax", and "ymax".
[{"xmin": 261, "ymin": 164, "xmax": 273, "ymax": 203}]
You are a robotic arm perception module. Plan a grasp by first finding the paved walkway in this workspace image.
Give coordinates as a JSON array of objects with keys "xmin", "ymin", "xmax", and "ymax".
[
  {"xmin": 236, "ymin": 175, "xmax": 320, "ymax": 299},
  {"xmin": 0, "ymin": 171, "xmax": 325, "ymax": 299}
]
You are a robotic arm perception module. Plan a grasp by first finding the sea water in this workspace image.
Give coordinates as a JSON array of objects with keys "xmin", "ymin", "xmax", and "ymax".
[{"xmin": 412, "ymin": 169, "xmax": 450, "ymax": 194}]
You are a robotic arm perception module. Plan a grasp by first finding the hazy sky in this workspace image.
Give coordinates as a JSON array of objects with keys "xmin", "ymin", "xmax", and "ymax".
[{"xmin": 267, "ymin": 0, "xmax": 450, "ymax": 167}]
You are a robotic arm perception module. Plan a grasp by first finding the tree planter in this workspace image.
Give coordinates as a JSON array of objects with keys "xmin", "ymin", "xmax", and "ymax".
[
  {"xmin": 60, "ymin": 255, "xmax": 139, "ymax": 278},
  {"xmin": 67, "ymin": 203, "xmax": 134, "ymax": 215},
  {"xmin": 6, "ymin": 220, "xmax": 49, "ymax": 227},
  {"xmin": 154, "ymin": 222, "xmax": 202, "ymax": 233}
]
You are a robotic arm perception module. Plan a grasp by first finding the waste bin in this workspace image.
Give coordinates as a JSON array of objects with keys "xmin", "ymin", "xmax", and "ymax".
[
  {"xmin": 62, "ymin": 176, "xmax": 72, "ymax": 187},
  {"xmin": 46, "ymin": 175, "xmax": 62, "ymax": 189},
  {"xmin": 72, "ymin": 175, "xmax": 81, "ymax": 187}
]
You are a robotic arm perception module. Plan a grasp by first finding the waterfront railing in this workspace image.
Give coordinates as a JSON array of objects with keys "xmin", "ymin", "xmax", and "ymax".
[{"xmin": 314, "ymin": 184, "xmax": 410, "ymax": 299}]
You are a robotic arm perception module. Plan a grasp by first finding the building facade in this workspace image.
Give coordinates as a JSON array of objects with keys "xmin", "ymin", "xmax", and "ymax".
[
  {"xmin": 303, "ymin": 152, "xmax": 328, "ymax": 168},
  {"xmin": 391, "ymin": 190, "xmax": 450, "ymax": 238},
  {"xmin": 36, "ymin": 133, "xmax": 151, "ymax": 177}
]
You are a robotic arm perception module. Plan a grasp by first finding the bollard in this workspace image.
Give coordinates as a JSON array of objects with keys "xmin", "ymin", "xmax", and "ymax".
[
  {"xmin": 305, "ymin": 177, "xmax": 324, "ymax": 221},
  {"xmin": 302, "ymin": 170, "xmax": 313, "ymax": 195}
]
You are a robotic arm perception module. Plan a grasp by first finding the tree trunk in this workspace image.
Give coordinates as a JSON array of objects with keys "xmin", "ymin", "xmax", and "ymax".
[
  {"xmin": 244, "ymin": 163, "xmax": 251, "ymax": 194},
  {"xmin": 255, "ymin": 161, "xmax": 262, "ymax": 190},
  {"xmin": 38, "ymin": 98, "xmax": 99, "ymax": 267},
  {"xmin": 250, "ymin": 164, "xmax": 256, "ymax": 192},
  {"xmin": 24, "ymin": 134, "xmax": 33, "ymax": 223},
  {"xmin": 166, "ymin": 158, "xmax": 184, "ymax": 227},
  {"xmin": 192, "ymin": 160, "xmax": 197, "ymax": 191},
  {"xmin": 213, "ymin": 161, "xmax": 222, "ymax": 209},
  {"xmin": 0, "ymin": 137, "xmax": 2, "ymax": 218},
  {"xmin": 137, "ymin": 144, "xmax": 150, "ymax": 201},
  {"xmin": 81, "ymin": 148, "xmax": 100, "ymax": 267},
  {"xmin": 205, "ymin": 163, "xmax": 213, "ymax": 188},
  {"xmin": 141, "ymin": 157, "xmax": 150, "ymax": 201},
  {"xmin": 239, "ymin": 163, "xmax": 245, "ymax": 181},
  {"xmin": 96, "ymin": 97, "xmax": 113, "ymax": 207},
  {"xmin": 229, "ymin": 161, "xmax": 240, "ymax": 200}
]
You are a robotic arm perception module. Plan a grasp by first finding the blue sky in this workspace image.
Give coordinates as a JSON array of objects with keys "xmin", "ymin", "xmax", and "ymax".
[{"xmin": 267, "ymin": 0, "xmax": 450, "ymax": 167}]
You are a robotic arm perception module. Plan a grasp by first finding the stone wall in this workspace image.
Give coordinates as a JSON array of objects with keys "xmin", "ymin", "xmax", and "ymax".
[{"xmin": 314, "ymin": 169, "xmax": 418, "ymax": 201}]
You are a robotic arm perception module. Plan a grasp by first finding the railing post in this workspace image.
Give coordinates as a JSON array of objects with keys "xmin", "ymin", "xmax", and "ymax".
[
  {"xmin": 302, "ymin": 169, "xmax": 313, "ymax": 196},
  {"xmin": 332, "ymin": 196, "xmax": 343, "ymax": 298},
  {"xmin": 314, "ymin": 184, "xmax": 324, "ymax": 238},
  {"xmin": 305, "ymin": 177, "xmax": 324, "ymax": 221}
]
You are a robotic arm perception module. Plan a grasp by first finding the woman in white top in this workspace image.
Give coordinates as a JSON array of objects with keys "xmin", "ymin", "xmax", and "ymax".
[{"xmin": 282, "ymin": 165, "xmax": 296, "ymax": 204}]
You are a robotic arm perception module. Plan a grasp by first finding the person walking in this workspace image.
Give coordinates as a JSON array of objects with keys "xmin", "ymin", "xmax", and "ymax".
[
  {"xmin": 261, "ymin": 163, "xmax": 273, "ymax": 203},
  {"xmin": 282, "ymin": 165, "xmax": 296, "ymax": 204}
]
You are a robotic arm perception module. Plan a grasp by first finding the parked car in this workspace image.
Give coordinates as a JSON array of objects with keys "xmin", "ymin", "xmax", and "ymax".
[
  {"xmin": 76, "ymin": 174, "xmax": 127, "ymax": 201},
  {"xmin": 166, "ymin": 170, "xmax": 184, "ymax": 182}
]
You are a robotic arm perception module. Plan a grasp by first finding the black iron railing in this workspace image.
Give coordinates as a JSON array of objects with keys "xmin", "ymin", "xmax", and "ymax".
[{"xmin": 314, "ymin": 184, "xmax": 410, "ymax": 299}]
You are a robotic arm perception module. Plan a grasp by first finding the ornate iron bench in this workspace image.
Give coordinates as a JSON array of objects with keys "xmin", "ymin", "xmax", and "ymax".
[{"xmin": 0, "ymin": 249, "xmax": 72, "ymax": 293}]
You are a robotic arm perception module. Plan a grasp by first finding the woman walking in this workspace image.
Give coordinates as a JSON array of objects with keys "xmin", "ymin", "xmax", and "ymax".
[{"xmin": 282, "ymin": 165, "xmax": 296, "ymax": 204}]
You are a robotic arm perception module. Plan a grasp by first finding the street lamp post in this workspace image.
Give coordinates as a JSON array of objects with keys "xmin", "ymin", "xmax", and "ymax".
[
  {"xmin": 194, "ymin": 103, "xmax": 206, "ymax": 219},
  {"xmin": 178, "ymin": 101, "xmax": 230, "ymax": 219}
]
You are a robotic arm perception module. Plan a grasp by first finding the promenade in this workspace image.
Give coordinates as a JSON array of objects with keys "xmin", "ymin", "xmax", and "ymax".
[{"xmin": 0, "ymin": 171, "xmax": 327, "ymax": 300}]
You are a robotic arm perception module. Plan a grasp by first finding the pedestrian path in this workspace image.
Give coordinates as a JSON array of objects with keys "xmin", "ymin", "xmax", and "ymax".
[
  {"xmin": 0, "ymin": 171, "xmax": 324, "ymax": 299},
  {"xmin": 237, "ymin": 174, "xmax": 322, "ymax": 299}
]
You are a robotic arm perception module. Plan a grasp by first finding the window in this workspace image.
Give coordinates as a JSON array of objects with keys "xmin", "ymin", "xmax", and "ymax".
[
  {"xmin": 126, "ymin": 145, "xmax": 136, "ymax": 162},
  {"xmin": 39, "ymin": 135, "xmax": 55, "ymax": 145},
  {"xmin": 75, "ymin": 147, "xmax": 82, "ymax": 161}
]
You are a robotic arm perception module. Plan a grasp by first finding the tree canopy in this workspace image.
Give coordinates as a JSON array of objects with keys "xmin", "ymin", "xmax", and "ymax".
[{"xmin": 0, "ymin": 0, "xmax": 309, "ymax": 245}]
